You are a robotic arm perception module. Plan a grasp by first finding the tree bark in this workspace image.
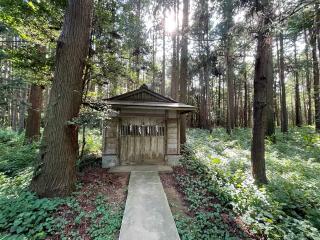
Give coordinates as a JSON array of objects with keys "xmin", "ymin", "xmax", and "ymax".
[
  {"xmin": 197, "ymin": 0, "xmax": 210, "ymax": 129},
  {"xmin": 224, "ymin": 16, "xmax": 235, "ymax": 133},
  {"xmin": 217, "ymin": 75, "xmax": 222, "ymax": 126},
  {"xmin": 179, "ymin": 0, "xmax": 189, "ymax": 144},
  {"xmin": 30, "ymin": 0, "xmax": 93, "ymax": 197},
  {"xmin": 251, "ymin": 0, "xmax": 272, "ymax": 185},
  {"xmin": 293, "ymin": 37, "xmax": 302, "ymax": 127},
  {"xmin": 171, "ymin": 0, "xmax": 178, "ymax": 100},
  {"xmin": 244, "ymin": 69, "xmax": 248, "ymax": 128},
  {"xmin": 279, "ymin": 32, "xmax": 288, "ymax": 132},
  {"xmin": 135, "ymin": 0, "xmax": 141, "ymax": 87},
  {"xmin": 304, "ymin": 29, "xmax": 313, "ymax": 125},
  {"xmin": 265, "ymin": 36, "xmax": 275, "ymax": 137},
  {"xmin": 25, "ymin": 84, "xmax": 43, "ymax": 143},
  {"xmin": 222, "ymin": 0, "xmax": 235, "ymax": 133},
  {"xmin": 314, "ymin": 3, "xmax": 320, "ymax": 132},
  {"xmin": 152, "ymin": 25, "xmax": 157, "ymax": 90},
  {"xmin": 18, "ymin": 86, "xmax": 27, "ymax": 133},
  {"xmin": 203, "ymin": 0, "xmax": 210, "ymax": 129},
  {"xmin": 11, "ymin": 90, "xmax": 18, "ymax": 131},
  {"xmin": 161, "ymin": 8, "xmax": 166, "ymax": 95}
]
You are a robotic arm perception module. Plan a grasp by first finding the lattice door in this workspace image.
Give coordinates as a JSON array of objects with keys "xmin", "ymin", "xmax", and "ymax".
[{"xmin": 119, "ymin": 117, "xmax": 165, "ymax": 165}]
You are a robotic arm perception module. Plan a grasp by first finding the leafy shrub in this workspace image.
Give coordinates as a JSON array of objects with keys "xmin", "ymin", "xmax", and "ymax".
[
  {"xmin": 174, "ymin": 168, "xmax": 248, "ymax": 239},
  {"xmin": 0, "ymin": 128, "xmax": 123, "ymax": 239},
  {"xmin": 0, "ymin": 129, "xmax": 38, "ymax": 176},
  {"xmin": 0, "ymin": 170, "xmax": 64, "ymax": 239},
  {"xmin": 77, "ymin": 154, "xmax": 102, "ymax": 171},
  {"xmin": 181, "ymin": 127, "xmax": 320, "ymax": 239},
  {"xmin": 79, "ymin": 128, "xmax": 102, "ymax": 156},
  {"xmin": 0, "ymin": 192, "xmax": 63, "ymax": 238},
  {"xmin": 87, "ymin": 195, "xmax": 124, "ymax": 239},
  {"xmin": 77, "ymin": 128, "xmax": 103, "ymax": 171}
]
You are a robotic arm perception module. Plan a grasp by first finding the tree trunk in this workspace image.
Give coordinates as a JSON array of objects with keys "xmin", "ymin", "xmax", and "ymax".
[
  {"xmin": 248, "ymin": 85, "xmax": 252, "ymax": 127},
  {"xmin": 304, "ymin": 29, "xmax": 312, "ymax": 125},
  {"xmin": 279, "ymin": 32, "xmax": 288, "ymax": 132},
  {"xmin": 179, "ymin": 0, "xmax": 189, "ymax": 144},
  {"xmin": 293, "ymin": 37, "xmax": 302, "ymax": 127},
  {"xmin": 135, "ymin": 0, "xmax": 141, "ymax": 87},
  {"xmin": 265, "ymin": 35, "xmax": 275, "ymax": 137},
  {"xmin": 225, "ymin": 35, "xmax": 235, "ymax": 134},
  {"xmin": 217, "ymin": 75, "xmax": 222, "ymax": 126},
  {"xmin": 314, "ymin": 3, "xmax": 320, "ymax": 132},
  {"xmin": 30, "ymin": 0, "xmax": 93, "ymax": 197},
  {"xmin": 25, "ymin": 84, "xmax": 43, "ymax": 143},
  {"xmin": 176, "ymin": 0, "xmax": 180, "ymax": 93},
  {"xmin": 302, "ymin": 77, "xmax": 307, "ymax": 123},
  {"xmin": 222, "ymin": 0, "xmax": 235, "ymax": 133},
  {"xmin": 204, "ymin": 0, "xmax": 210, "ymax": 129},
  {"xmin": 152, "ymin": 26, "xmax": 157, "ymax": 90},
  {"xmin": 11, "ymin": 90, "xmax": 18, "ymax": 131},
  {"xmin": 161, "ymin": 8, "xmax": 166, "ymax": 95},
  {"xmin": 291, "ymin": 92, "xmax": 295, "ymax": 125},
  {"xmin": 244, "ymin": 71, "xmax": 248, "ymax": 127},
  {"xmin": 171, "ymin": 4, "xmax": 178, "ymax": 100},
  {"xmin": 234, "ymin": 79, "xmax": 238, "ymax": 127},
  {"xmin": 18, "ymin": 86, "xmax": 27, "ymax": 133},
  {"xmin": 251, "ymin": 0, "xmax": 272, "ymax": 185}
]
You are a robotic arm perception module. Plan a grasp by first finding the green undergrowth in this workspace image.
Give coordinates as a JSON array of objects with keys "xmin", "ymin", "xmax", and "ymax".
[
  {"xmin": 0, "ymin": 128, "xmax": 103, "ymax": 175},
  {"xmin": 77, "ymin": 128, "xmax": 103, "ymax": 171},
  {"xmin": 0, "ymin": 129, "xmax": 123, "ymax": 239},
  {"xmin": 173, "ymin": 160, "xmax": 253, "ymax": 239},
  {"xmin": 0, "ymin": 169, "xmax": 63, "ymax": 239},
  {"xmin": 0, "ymin": 129, "xmax": 38, "ymax": 176},
  {"xmin": 0, "ymin": 172, "xmax": 123, "ymax": 239},
  {"xmin": 176, "ymin": 127, "xmax": 320, "ymax": 240}
]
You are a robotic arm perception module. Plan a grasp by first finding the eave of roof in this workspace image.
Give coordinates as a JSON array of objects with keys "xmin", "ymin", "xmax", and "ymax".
[{"xmin": 106, "ymin": 100, "xmax": 196, "ymax": 113}]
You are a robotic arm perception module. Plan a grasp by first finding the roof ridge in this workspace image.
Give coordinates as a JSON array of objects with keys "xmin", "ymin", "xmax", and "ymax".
[{"xmin": 106, "ymin": 85, "xmax": 178, "ymax": 103}]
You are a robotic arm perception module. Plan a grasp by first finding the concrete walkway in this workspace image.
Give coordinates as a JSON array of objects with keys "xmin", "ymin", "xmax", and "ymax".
[{"xmin": 119, "ymin": 171, "xmax": 180, "ymax": 240}]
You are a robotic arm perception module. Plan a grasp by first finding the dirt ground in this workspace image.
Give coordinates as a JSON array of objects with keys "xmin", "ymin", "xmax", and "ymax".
[
  {"xmin": 49, "ymin": 167, "xmax": 129, "ymax": 240},
  {"xmin": 159, "ymin": 172, "xmax": 189, "ymax": 216},
  {"xmin": 77, "ymin": 167, "xmax": 129, "ymax": 205}
]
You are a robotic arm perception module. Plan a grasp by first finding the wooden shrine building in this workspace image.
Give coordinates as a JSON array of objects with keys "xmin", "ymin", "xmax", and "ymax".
[{"xmin": 102, "ymin": 84, "xmax": 195, "ymax": 168}]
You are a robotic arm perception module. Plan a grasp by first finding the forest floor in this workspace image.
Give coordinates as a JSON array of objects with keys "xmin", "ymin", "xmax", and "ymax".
[
  {"xmin": 51, "ymin": 168, "xmax": 129, "ymax": 239},
  {"xmin": 1, "ymin": 127, "xmax": 320, "ymax": 239},
  {"xmin": 0, "ymin": 128, "xmax": 129, "ymax": 240},
  {"xmin": 160, "ymin": 169, "xmax": 261, "ymax": 240},
  {"xmin": 170, "ymin": 127, "xmax": 320, "ymax": 240}
]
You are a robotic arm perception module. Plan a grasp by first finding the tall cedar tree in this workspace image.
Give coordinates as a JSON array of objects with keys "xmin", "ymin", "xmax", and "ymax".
[
  {"xmin": 251, "ymin": 0, "xmax": 272, "ymax": 185},
  {"xmin": 279, "ymin": 32, "xmax": 288, "ymax": 132},
  {"xmin": 161, "ymin": 7, "xmax": 166, "ymax": 95},
  {"xmin": 179, "ymin": 0, "xmax": 189, "ymax": 144},
  {"xmin": 265, "ymin": 31, "xmax": 275, "ymax": 137},
  {"xmin": 314, "ymin": 3, "xmax": 320, "ymax": 132},
  {"xmin": 304, "ymin": 29, "xmax": 312, "ymax": 125},
  {"xmin": 171, "ymin": 0, "xmax": 178, "ymax": 100},
  {"xmin": 30, "ymin": 0, "xmax": 93, "ymax": 197},
  {"xmin": 25, "ymin": 84, "xmax": 43, "ymax": 143},
  {"xmin": 223, "ymin": 0, "xmax": 235, "ymax": 134},
  {"xmin": 293, "ymin": 36, "xmax": 302, "ymax": 127}
]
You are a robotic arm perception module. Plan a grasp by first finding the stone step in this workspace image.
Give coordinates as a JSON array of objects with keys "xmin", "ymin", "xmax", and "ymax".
[
  {"xmin": 119, "ymin": 171, "xmax": 180, "ymax": 240},
  {"xmin": 109, "ymin": 165, "xmax": 173, "ymax": 173}
]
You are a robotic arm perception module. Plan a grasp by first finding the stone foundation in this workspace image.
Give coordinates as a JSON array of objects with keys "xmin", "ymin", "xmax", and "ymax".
[
  {"xmin": 102, "ymin": 155, "xmax": 119, "ymax": 168},
  {"xmin": 165, "ymin": 155, "xmax": 182, "ymax": 166},
  {"xmin": 102, "ymin": 155, "xmax": 181, "ymax": 168}
]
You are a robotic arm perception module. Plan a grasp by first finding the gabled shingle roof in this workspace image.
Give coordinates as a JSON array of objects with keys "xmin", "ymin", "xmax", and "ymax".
[
  {"xmin": 104, "ymin": 84, "xmax": 195, "ymax": 113},
  {"xmin": 106, "ymin": 84, "xmax": 177, "ymax": 103}
]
